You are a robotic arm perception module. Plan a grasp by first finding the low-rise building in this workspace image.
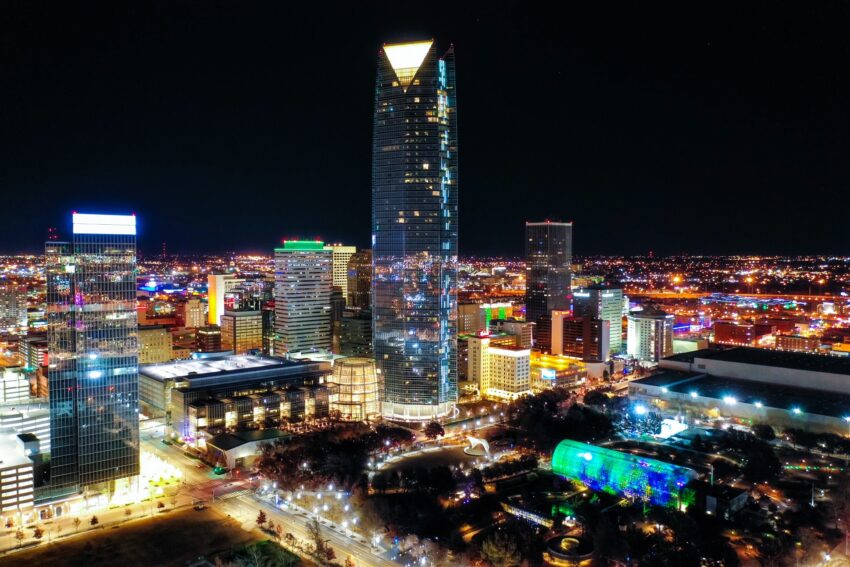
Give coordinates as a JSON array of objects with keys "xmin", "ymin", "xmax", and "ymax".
[{"xmin": 139, "ymin": 325, "xmax": 173, "ymax": 364}]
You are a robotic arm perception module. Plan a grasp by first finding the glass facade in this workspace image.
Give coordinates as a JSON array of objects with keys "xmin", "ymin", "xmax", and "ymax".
[
  {"xmin": 372, "ymin": 40, "xmax": 458, "ymax": 420},
  {"xmin": 46, "ymin": 213, "xmax": 139, "ymax": 494},
  {"xmin": 552, "ymin": 439, "xmax": 697, "ymax": 508},
  {"xmin": 525, "ymin": 221, "xmax": 572, "ymax": 352}
]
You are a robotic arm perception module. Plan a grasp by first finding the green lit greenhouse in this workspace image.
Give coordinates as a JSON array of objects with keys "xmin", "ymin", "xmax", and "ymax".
[{"xmin": 551, "ymin": 439, "xmax": 698, "ymax": 508}]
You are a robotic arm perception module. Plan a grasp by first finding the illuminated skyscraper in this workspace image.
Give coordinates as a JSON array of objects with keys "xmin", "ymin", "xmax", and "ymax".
[
  {"xmin": 372, "ymin": 39, "xmax": 458, "ymax": 420},
  {"xmin": 46, "ymin": 213, "xmax": 139, "ymax": 495},
  {"xmin": 573, "ymin": 285, "xmax": 623, "ymax": 355},
  {"xmin": 274, "ymin": 241, "xmax": 332, "ymax": 354},
  {"xmin": 0, "ymin": 284, "xmax": 27, "ymax": 333},
  {"xmin": 323, "ymin": 244, "xmax": 357, "ymax": 302},
  {"xmin": 346, "ymin": 249, "xmax": 372, "ymax": 309},
  {"xmin": 207, "ymin": 273, "xmax": 244, "ymax": 326},
  {"xmin": 627, "ymin": 307, "xmax": 674, "ymax": 362},
  {"xmin": 525, "ymin": 221, "xmax": 572, "ymax": 352}
]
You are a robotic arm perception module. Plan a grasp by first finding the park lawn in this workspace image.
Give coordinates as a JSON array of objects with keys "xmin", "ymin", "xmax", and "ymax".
[{"xmin": 0, "ymin": 507, "xmax": 260, "ymax": 567}]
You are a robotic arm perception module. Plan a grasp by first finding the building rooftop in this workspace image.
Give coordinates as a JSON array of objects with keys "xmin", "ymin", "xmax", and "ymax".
[
  {"xmin": 207, "ymin": 429, "xmax": 291, "ymax": 452},
  {"xmin": 634, "ymin": 372, "xmax": 850, "ymax": 419},
  {"xmin": 692, "ymin": 346, "xmax": 850, "ymax": 376},
  {"xmin": 139, "ymin": 354, "xmax": 288, "ymax": 381},
  {"xmin": 0, "ymin": 431, "xmax": 31, "ymax": 469},
  {"xmin": 633, "ymin": 370, "xmax": 705, "ymax": 388}
]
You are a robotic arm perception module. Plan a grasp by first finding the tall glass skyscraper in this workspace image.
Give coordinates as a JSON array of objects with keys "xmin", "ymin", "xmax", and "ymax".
[
  {"xmin": 46, "ymin": 213, "xmax": 140, "ymax": 494},
  {"xmin": 372, "ymin": 40, "xmax": 458, "ymax": 421},
  {"xmin": 525, "ymin": 221, "xmax": 572, "ymax": 352}
]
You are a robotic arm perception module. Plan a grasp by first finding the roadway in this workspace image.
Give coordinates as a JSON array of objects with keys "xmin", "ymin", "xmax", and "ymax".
[{"xmin": 139, "ymin": 430, "xmax": 398, "ymax": 567}]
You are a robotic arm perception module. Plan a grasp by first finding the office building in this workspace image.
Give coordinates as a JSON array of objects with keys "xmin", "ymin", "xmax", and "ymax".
[
  {"xmin": 180, "ymin": 297, "xmax": 205, "ymax": 329},
  {"xmin": 138, "ymin": 325, "xmax": 173, "ymax": 364},
  {"xmin": 207, "ymin": 274, "xmax": 245, "ymax": 326},
  {"xmin": 467, "ymin": 334, "xmax": 531, "ymax": 401},
  {"xmin": 0, "ymin": 284, "xmax": 27, "ymax": 333},
  {"xmin": 458, "ymin": 302, "xmax": 515, "ymax": 335},
  {"xmin": 330, "ymin": 286, "xmax": 345, "ymax": 353},
  {"xmin": 197, "ymin": 326, "xmax": 223, "ymax": 352},
  {"xmin": 572, "ymin": 286, "xmax": 623, "ymax": 354},
  {"xmin": 346, "ymin": 249, "xmax": 372, "ymax": 309},
  {"xmin": 490, "ymin": 318, "xmax": 534, "ymax": 349},
  {"xmin": 551, "ymin": 311, "xmax": 610, "ymax": 362},
  {"xmin": 0, "ymin": 406, "xmax": 51, "ymax": 454},
  {"xmin": 331, "ymin": 357, "xmax": 381, "ymax": 422},
  {"xmin": 261, "ymin": 305, "xmax": 275, "ymax": 356},
  {"xmin": 46, "ymin": 213, "xmax": 139, "ymax": 494},
  {"xmin": 324, "ymin": 244, "xmax": 357, "ymax": 302},
  {"xmin": 274, "ymin": 240, "xmax": 332, "ymax": 354},
  {"xmin": 713, "ymin": 321, "xmax": 774, "ymax": 346},
  {"xmin": 220, "ymin": 310, "xmax": 263, "ymax": 354},
  {"xmin": 340, "ymin": 309, "xmax": 373, "ymax": 356},
  {"xmin": 0, "ymin": 432, "xmax": 35, "ymax": 525},
  {"xmin": 626, "ymin": 308, "xmax": 674, "ymax": 362},
  {"xmin": 525, "ymin": 221, "xmax": 572, "ymax": 352},
  {"xmin": 775, "ymin": 334, "xmax": 821, "ymax": 353},
  {"xmin": 372, "ymin": 39, "xmax": 458, "ymax": 420},
  {"xmin": 21, "ymin": 336, "xmax": 49, "ymax": 397}
]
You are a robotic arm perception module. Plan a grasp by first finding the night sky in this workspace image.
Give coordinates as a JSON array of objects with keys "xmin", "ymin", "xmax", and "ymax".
[{"xmin": 2, "ymin": 2, "xmax": 849, "ymax": 256}]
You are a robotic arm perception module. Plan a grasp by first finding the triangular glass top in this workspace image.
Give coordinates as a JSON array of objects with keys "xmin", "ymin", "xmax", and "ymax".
[{"xmin": 384, "ymin": 40, "xmax": 433, "ymax": 91}]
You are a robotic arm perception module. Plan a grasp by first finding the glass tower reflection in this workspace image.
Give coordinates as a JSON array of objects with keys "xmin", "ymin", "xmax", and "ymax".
[
  {"xmin": 47, "ymin": 213, "xmax": 140, "ymax": 494},
  {"xmin": 372, "ymin": 40, "xmax": 458, "ymax": 420}
]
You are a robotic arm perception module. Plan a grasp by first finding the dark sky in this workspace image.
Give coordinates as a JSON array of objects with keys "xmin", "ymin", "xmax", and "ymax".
[{"xmin": 2, "ymin": 2, "xmax": 849, "ymax": 256}]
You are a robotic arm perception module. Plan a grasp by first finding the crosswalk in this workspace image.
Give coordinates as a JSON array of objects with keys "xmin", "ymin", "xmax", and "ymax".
[{"xmin": 217, "ymin": 489, "xmax": 250, "ymax": 500}]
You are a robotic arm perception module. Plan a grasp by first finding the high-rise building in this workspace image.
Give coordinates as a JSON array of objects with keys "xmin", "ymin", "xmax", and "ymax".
[
  {"xmin": 197, "ymin": 326, "xmax": 222, "ymax": 352},
  {"xmin": 627, "ymin": 307, "xmax": 674, "ymax": 362},
  {"xmin": 181, "ymin": 297, "xmax": 205, "ymax": 329},
  {"xmin": 274, "ymin": 240, "xmax": 332, "ymax": 354},
  {"xmin": 467, "ymin": 335, "xmax": 531, "ymax": 401},
  {"xmin": 525, "ymin": 221, "xmax": 572, "ymax": 352},
  {"xmin": 346, "ymin": 249, "xmax": 372, "ymax": 309},
  {"xmin": 207, "ymin": 274, "xmax": 245, "ymax": 326},
  {"xmin": 372, "ymin": 39, "xmax": 459, "ymax": 420},
  {"xmin": 490, "ymin": 319, "xmax": 534, "ymax": 349},
  {"xmin": 572, "ymin": 286, "xmax": 623, "ymax": 355},
  {"xmin": 551, "ymin": 311, "xmax": 610, "ymax": 362},
  {"xmin": 324, "ymin": 244, "xmax": 357, "ymax": 303},
  {"xmin": 0, "ymin": 284, "xmax": 27, "ymax": 333},
  {"xmin": 46, "ymin": 213, "xmax": 139, "ymax": 495},
  {"xmin": 340, "ymin": 309, "xmax": 373, "ymax": 356},
  {"xmin": 220, "ymin": 310, "xmax": 263, "ymax": 354}
]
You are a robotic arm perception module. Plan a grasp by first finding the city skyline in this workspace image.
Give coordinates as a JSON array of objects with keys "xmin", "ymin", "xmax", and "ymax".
[{"xmin": 3, "ymin": 3, "xmax": 849, "ymax": 256}]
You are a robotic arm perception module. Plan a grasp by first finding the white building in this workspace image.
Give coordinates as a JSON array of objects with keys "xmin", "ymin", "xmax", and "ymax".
[
  {"xmin": 184, "ymin": 297, "xmax": 206, "ymax": 328},
  {"xmin": 323, "ymin": 244, "xmax": 357, "ymax": 300},
  {"xmin": 0, "ymin": 366, "xmax": 31, "ymax": 404},
  {"xmin": 0, "ymin": 407, "xmax": 51, "ymax": 454},
  {"xmin": 573, "ymin": 287, "xmax": 624, "ymax": 355},
  {"xmin": 274, "ymin": 241, "xmax": 332, "ymax": 354},
  {"xmin": 468, "ymin": 336, "xmax": 531, "ymax": 401},
  {"xmin": 0, "ymin": 285, "xmax": 27, "ymax": 333},
  {"xmin": 627, "ymin": 308, "xmax": 674, "ymax": 362},
  {"xmin": 0, "ymin": 431, "xmax": 35, "ymax": 525}
]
